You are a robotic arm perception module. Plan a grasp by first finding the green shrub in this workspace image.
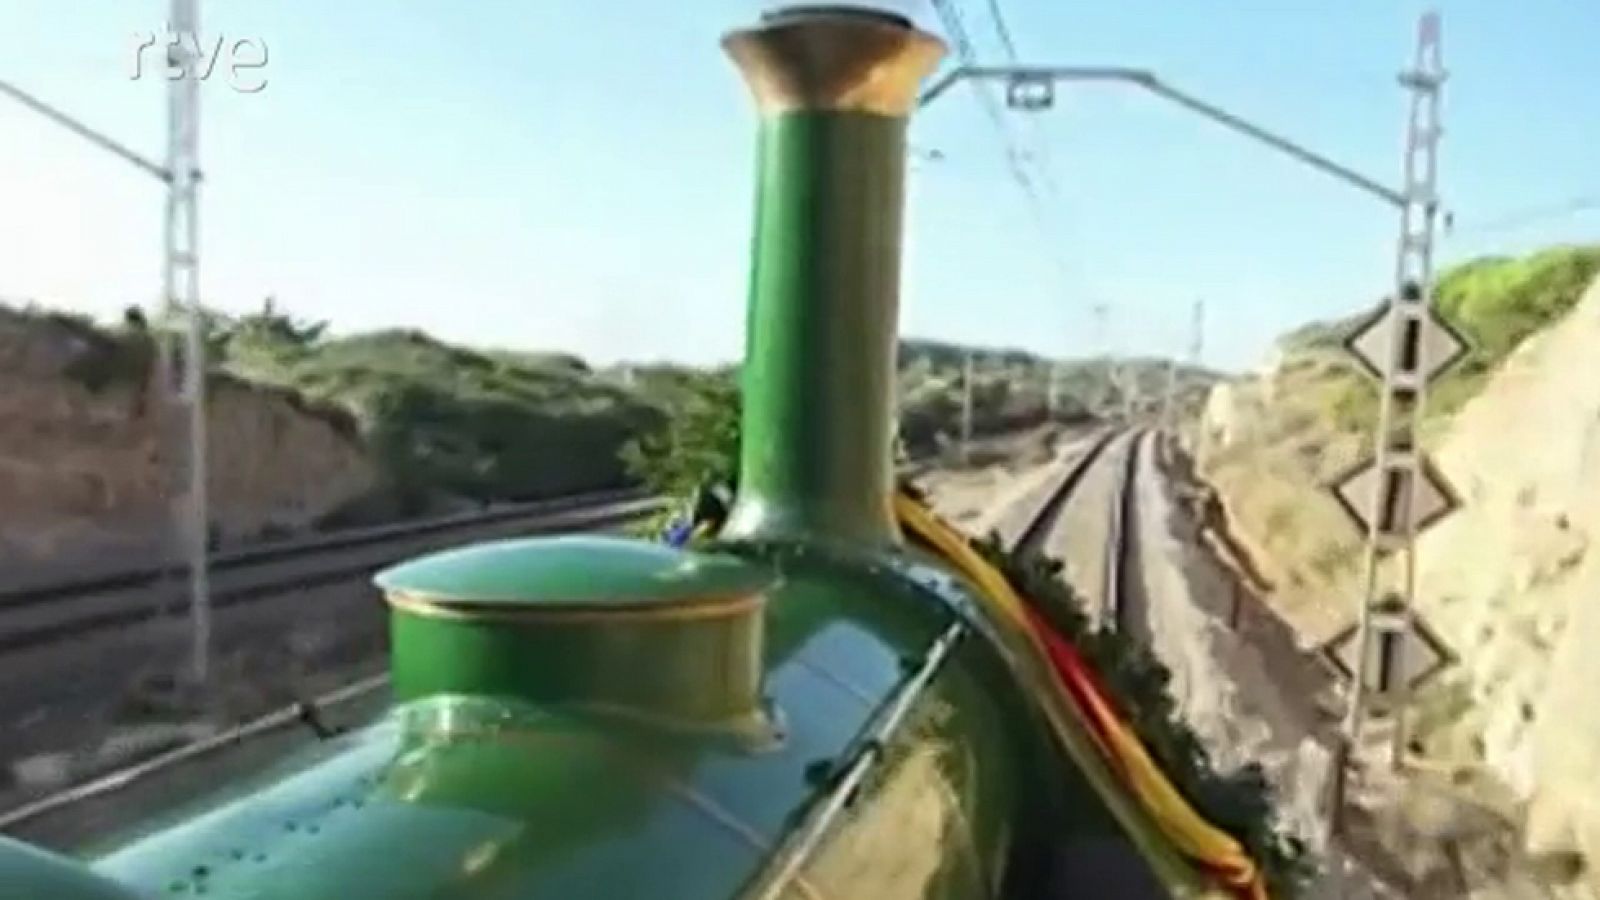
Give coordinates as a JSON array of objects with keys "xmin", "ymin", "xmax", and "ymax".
[
  {"xmin": 1435, "ymin": 245, "xmax": 1600, "ymax": 362},
  {"xmin": 978, "ymin": 544, "xmax": 1314, "ymax": 897},
  {"xmin": 230, "ymin": 327, "xmax": 664, "ymax": 504},
  {"xmin": 620, "ymin": 372, "xmax": 740, "ymax": 499}
]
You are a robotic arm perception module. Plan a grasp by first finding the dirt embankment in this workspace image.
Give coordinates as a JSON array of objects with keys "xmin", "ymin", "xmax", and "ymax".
[
  {"xmin": 1413, "ymin": 276, "xmax": 1600, "ymax": 890},
  {"xmin": 0, "ymin": 308, "xmax": 376, "ymax": 574},
  {"xmin": 1192, "ymin": 274, "xmax": 1600, "ymax": 898}
]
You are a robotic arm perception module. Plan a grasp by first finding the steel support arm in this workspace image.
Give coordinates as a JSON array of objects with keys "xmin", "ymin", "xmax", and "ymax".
[
  {"xmin": 0, "ymin": 77, "xmax": 169, "ymax": 182},
  {"xmin": 918, "ymin": 65, "xmax": 1405, "ymax": 208}
]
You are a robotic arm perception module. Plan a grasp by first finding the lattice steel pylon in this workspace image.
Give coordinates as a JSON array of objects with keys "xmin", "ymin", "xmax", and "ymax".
[
  {"xmin": 1090, "ymin": 301, "xmax": 1110, "ymax": 418},
  {"xmin": 1, "ymin": 2, "xmax": 212, "ymax": 685},
  {"xmin": 1158, "ymin": 299, "xmax": 1203, "ymax": 455},
  {"xmin": 959, "ymin": 350, "xmax": 974, "ymax": 463},
  {"xmin": 1330, "ymin": 10, "xmax": 1449, "ymax": 828},
  {"xmin": 1045, "ymin": 350, "xmax": 1061, "ymax": 419},
  {"xmin": 161, "ymin": 0, "xmax": 212, "ymax": 686}
]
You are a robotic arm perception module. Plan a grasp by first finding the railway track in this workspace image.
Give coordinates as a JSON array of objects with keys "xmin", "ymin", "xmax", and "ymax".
[
  {"xmin": 999, "ymin": 426, "xmax": 1154, "ymax": 638},
  {"xmin": 1105, "ymin": 431, "xmax": 1146, "ymax": 632},
  {"xmin": 2, "ymin": 428, "xmax": 1112, "ymax": 844},
  {"xmin": 1013, "ymin": 428, "xmax": 1128, "ymax": 554},
  {"xmin": 0, "ymin": 432, "xmax": 1015, "ymax": 660},
  {"xmin": 0, "ymin": 489, "xmax": 665, "ymax": 656}
]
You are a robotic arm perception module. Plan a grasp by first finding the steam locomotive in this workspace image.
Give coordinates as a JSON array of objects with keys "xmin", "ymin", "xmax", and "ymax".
[{"xmin": 0, "ymin": 7, "xmax": 1244, "ymax": 898}]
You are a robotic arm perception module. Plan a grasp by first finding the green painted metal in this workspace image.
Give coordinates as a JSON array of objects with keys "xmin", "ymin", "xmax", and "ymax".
[
  {"xmin": 375, "ymin": 535, "xmax": 772, "ymax": 606},
  {"xmin": 90, "ymin": 557, "xmax": 1027, "ymax": 900},
  {"xmin": 378, "ymin": 536, "xmax": 774, "ymax": 732},
  {"xmin": 720, "ymin": 109, "xmax": 910, "ymax": 550},
  {"xmin": 0, "ymin": 837, "xmax": 141, "ymax": 900}
]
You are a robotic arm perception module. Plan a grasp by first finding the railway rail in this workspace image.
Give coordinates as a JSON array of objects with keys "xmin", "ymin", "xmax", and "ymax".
[
  {"xmin": 0, "ymin": 433, "xmax": 1007, "ymax": 659},
  {"xmin": 1013, "ymin": 428, "xmax": 1126, "ymax": 554},
  {"xmin": 1, "ymin": 426, "xmax": 1123, "ymax": 844},
  {"xmin": 1001, "ymin": 427, "xmax": 1153, "ymax": 635},
  {"xmin": 0, "ymin": 489, "xmax": 665, "ymax": 656},
  {"xmin": 1105, "ymin": 431, "xmax": 1146, "ymax": 631}
]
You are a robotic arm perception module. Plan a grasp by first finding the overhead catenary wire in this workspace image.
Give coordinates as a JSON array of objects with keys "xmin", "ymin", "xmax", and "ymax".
[
  {"xmin": 924, "ymin": 0, "xmax": 1100, "ymax": 454},
  {"xmin": 1, "ymin": 0, "xmax": 213, "ymax": 688},
  {"xmin": 1445, "ymin": 194, "xmax": 1600, "ymax": 237},
  {"xmin": 924, "ymin": 0, "xmax": 1075, "ymax": 286},
  {"xmin": 980, "ymin": 0, "xmax": 1072, "ymax": 229}
]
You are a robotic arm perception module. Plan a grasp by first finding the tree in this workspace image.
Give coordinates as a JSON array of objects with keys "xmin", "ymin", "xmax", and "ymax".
[{"xmin": 620, "ymin": 373, "xmax": 740, "ymax": 499}]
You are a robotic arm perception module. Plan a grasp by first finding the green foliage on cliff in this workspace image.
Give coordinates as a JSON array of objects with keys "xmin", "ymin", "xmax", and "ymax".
[
  {"xmin": 1289, "ymin": 244, "xmax": 1600, "ymax": 435},
  {"xmin": 230, "ymin": 327, "xmax": 663, "ymax": 508},
  {"xmin": 1435, "ymin": 244, "xmax": 1600, "ymax": 363}
]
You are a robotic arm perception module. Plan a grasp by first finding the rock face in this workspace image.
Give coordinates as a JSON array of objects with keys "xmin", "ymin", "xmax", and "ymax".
[
  {"xmin": 1187, "ymin": 271, "xmax": 1600, "ymax": 897},
  {"xmin": 1414, "ymin": 276, "xmax": 1600, "ymax": 891},
  {"xmin": 0, "ymin": 309, "xmax": 376, "ymax": 571}
]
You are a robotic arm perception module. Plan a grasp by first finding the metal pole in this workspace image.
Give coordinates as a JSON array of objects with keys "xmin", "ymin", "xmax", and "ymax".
[
  {"xmin": 1388, "ymin": 13, "xmax": 1446, "ymax": 773},
  {"xmin": 960, "ymin": 350, "xmax": 974, "ymax": 463},
  {"xmin": 1159, "ymin": 357, "xmax": 1177, "ymax": 433},
  {"xmin": 0, "ymin": 19, "xmax": 207, "ymax": 683},
  {"xmin": 1188, "ymin": 299, "xmax": 1205, "ymax": 371},
  {"xmin": 1046, "ymin": 357, "xmax": 1060, "ymax": 419},
  {"xmin": 1185, "ymin": 298, "xmax": 1206, "ymax": 463},
  {"xmin": 1332, "ymin": 11, "xmax": 1445, "ymax": 833},
  {"xmin": 1091, "ymin": 302, "xmax": 1109, "ymax": 419},
  {"xmin": 166, "ymin": 0, "xmax": 210, "ymax": 686},
  {"xmin": 0, "ymin": 78, "xmax": 169, "ymax": 180}
]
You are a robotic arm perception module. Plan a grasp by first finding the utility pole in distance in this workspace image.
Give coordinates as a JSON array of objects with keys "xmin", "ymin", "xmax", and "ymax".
[
  {"xmin": 1160, "ymin": 298, "xmax": 1204, "ymax": 457},
  {"xmin": 1045, "ymin": 352, "xmax": 1061, "ymax": 420},
  {"xmin": 1091, "ymin": 302, "xmax": 1110, "ymax": 421},
  {"xmin": 0, "ymin": 0, "xmax": 212, "ymax": 688},
  {"xmin": 165, "ymin": 0, "xmax": 211, "ymax": 687},
  {"xmin": 1323, "ymin": 11, "xmax": 1459, "ymax": 839},
  {"xmin": 959, "ymin": 350, "xmax": 974, "ymax": 464},
  {"xmin": 1182, "ymin": 299, "xmax": 1206, "ymax": 463}
]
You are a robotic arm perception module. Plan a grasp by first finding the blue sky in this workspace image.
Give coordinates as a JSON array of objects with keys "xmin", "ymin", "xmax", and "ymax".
[{"xmin": 1, "ymin": 1, "xmax": 1596, "ymax": 372}]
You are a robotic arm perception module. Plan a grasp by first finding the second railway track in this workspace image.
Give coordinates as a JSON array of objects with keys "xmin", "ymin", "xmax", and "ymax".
[
  {"xmin": 1008, "ymin": 427, "xmax": 1150, "ymax": 631},
  {"xmin": 0, "ymin": 443, "xmax": 979, "ymax": 657},
  {"xmin": 2, "ymin": 425, "xmax": 1140, "ymax": 841},
  {"xmin": 0, "ymin": 490, "xmax": 665, "ymax": 656}
]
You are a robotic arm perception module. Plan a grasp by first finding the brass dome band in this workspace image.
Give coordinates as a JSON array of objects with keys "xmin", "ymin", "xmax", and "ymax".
[
  {"xmin": 722, "ymin": 12, "xmax": 945, "ymax": 117},
  {"xmin": 383, "ymin": 590, "xmax": 763, "ymax": 624}
]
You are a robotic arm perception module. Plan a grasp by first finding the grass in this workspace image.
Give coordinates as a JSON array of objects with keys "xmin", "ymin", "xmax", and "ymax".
[
  {"xmin": 1195, "ymin": 243, "xmax": 1600, "ymax": 631},
  {"xmin": 228, "ymin": 328, "xmax": 664, "ymax": 508},
  {"xmin": 1277, "ymin": 245, "xmax": 1600, "ymax": 447},
  {"xmin": 0, "ymin": 303, "xmax": 156, "ymax": 392},
  {"xmin": 11, "ymin": 293, "xmax": 1220, "ymax": 527}
]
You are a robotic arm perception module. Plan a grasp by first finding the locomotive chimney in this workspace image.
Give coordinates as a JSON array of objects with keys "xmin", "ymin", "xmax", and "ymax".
[{"xmin": 720, "ymin": 5, "xmax": 944, "ymax": 548}]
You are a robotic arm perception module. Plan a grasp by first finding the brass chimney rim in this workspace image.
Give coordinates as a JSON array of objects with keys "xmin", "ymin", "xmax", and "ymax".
[{"xmin": 723, "ymin": 5, "xmax": 946, "ymax": 117}]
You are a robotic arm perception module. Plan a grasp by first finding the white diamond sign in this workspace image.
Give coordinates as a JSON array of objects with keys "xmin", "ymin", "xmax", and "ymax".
[
  {"xmin": 1342, "ymin": 301, "xmax": 1471, "ymax": 387},
  {"xmin": 1321, "ymin": 596, "xmax": 1452, "ymax": 701},
  {"xmin": 1329, "ymin": 452, "xmax": 1460, "ymax": 546}
]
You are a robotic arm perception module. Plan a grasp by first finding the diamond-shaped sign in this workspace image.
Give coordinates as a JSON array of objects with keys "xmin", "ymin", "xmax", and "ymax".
[
  {"xmin": 1342, "ymin": 300, "xmax": 1471, "ymax": 387},
  {"xmin": 1329, "ymin": 452, "xmax": 1461, "ymax": 547},
  {"xmin": 1321, "ymin": 596, "xmax": 1453, "ymax": 701}
]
